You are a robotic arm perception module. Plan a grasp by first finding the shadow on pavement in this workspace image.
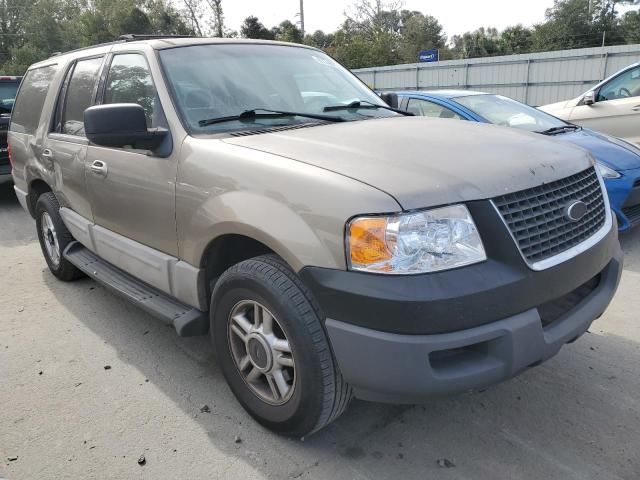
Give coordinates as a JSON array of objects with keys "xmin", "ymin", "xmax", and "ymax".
[
  {"xmin": 620, "ymin": 226, "xmax": 640, "ymax": 275},
  {"xmin": 41, "ymin": 263, "xmax": 640, "ymax": 479},
  {"xmin": 0, "ymin": 179, "xmax": 37, "ymax": 246}
]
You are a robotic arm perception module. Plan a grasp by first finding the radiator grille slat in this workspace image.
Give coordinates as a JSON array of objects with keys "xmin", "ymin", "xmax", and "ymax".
[{"xmin": 493, "ymin": 167, "xmax": 606, "ymax": 264}]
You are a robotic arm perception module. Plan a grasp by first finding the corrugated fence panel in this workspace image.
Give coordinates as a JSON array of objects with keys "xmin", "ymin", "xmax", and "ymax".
[
  {"xmin": 418, "ymin": 66, "xmax": 466, "ymax": 89},
  {"xmin": 375, "ymin": 68, "xmax": 415, "ymax": 89},
  {"xmin": 353, "ymin": 44, "xmax": 640, "ymax": 106},
  {"xmin": 467, "ymin": 62, "xmax": 528, "ymax": 88},
  {"xmin": 357, "ymin": 71, "xmax": 375, "ymax": 88}
]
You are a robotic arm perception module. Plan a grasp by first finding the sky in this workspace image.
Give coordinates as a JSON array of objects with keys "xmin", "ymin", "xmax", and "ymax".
[
  {"xmin": 221, "ymin": 0, "xmax": 562, "ymax": 38},
  {"xmin": 221, "ymin": 1, "xmax": 640, "ymax": 38}
]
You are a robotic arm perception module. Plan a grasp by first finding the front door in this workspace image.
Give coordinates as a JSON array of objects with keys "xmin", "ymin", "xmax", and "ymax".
[
  {"xmin": 570, "ymin": 65, "xmax": 640, "ymax": 145},
  {"xmin": 85, "ymin": 52, "xmax": 178, "ymax": 256}
]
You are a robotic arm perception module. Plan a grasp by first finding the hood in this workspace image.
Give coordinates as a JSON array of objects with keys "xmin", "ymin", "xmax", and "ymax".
[
  {"xmin": 223, "ymin": 117, "xmax": 594, "ymax": 210},
  {"xmin": 553, "ymin": 128, "xmax": 640, "ymax": 172}
]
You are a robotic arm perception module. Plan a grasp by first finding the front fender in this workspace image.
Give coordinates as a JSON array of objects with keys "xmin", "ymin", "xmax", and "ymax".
[
  {"xmin": 176, "ymin": 137, "xmax": 401, "ymax": 272},
  {"xmin": 188, "ymin": 191, "xmax": 339, "ymax": 272}
]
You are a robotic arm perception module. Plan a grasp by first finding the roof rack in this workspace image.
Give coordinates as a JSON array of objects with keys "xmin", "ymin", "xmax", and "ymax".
[{"xmin": 118, "ymin": 34, "xmax": 198, "ymax": 42}]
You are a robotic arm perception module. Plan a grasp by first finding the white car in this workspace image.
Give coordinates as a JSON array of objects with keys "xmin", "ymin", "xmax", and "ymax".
[{"xmin": 540, "ymin": 62, "xmax": 640, "ymax": 146}]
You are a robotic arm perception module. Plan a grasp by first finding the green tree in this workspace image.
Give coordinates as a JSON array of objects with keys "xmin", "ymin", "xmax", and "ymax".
[
  {"xmin": 272, "ymin": 20, "xmax": 303, "ymax": 43},
  {"xmin": 304, "ymin": 30, "xmax": 334, "ymax": 49},
  {"xmin": 207, "ymin": 0, "xmax": 224, "ymax": 37},
  {"xmin": 499, "ymin": 25, "xmax": 533, "ymax": 54},
  {"xmin": 620, "ymin": 10, "xmax": 640, "ymax": 43},
  {"xmin": 115, "ymin": 7, "xmax": 153, "ymax": 36},
  {"xmin": 332, "ymin": 0, "xmax": 404, "ymax": 68},
  {"xmin": 240, "ymin": 15, "xmax": 274, "ymax": 40},
  {"xmin": 531, "ymin": 0, "xmax": 625, "ymax": 51},
  {"xmin": 451, "ymin": 27, "xmax": 501, "ymax": 59},
  {"xmin": 398, "ymin": 10, "xmax": 446, "ymax": 63},
  {"xmin": 144, "ymin": 0, "xmax": 193, "ymax": 36},
  {"xmin": 0, "ymin": 0, "xmax": 196, "ymax": 75}
]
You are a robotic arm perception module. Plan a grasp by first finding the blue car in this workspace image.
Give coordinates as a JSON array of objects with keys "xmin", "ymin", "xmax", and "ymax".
[{"xmin": 390, "ymin": 90, "xmax": 640, "ymax": 231}]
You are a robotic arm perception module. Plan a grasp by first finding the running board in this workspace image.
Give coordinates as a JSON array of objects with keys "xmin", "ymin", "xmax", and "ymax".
[{"xmin": 63, "ymin": 242, "xmax": 209, "ymax": 336}]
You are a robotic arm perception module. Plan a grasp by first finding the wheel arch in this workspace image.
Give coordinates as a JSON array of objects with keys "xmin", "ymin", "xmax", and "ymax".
[
  {"xmin": 201, "ymin": 233, "xmax": 277, "ymax": 298},
  {"xmin": 27, "ymin": 178, "xmax": 53, "ymax": 219}
]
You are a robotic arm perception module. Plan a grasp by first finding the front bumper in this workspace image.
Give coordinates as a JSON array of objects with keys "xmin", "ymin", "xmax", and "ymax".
[
  {"xmin": 300, "ymin": 202, "xmax": 622, "ymax": 403},
  {"xmin": 325, "ymin": 249, "xmax": 621, "ymax": 403},
  {"xmin": 605, "ymin": 167, "xmax": 640, "ymax": 231}
]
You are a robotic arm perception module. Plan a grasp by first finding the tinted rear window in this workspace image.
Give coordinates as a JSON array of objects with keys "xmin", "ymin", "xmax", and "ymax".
[
  {"xmin": 62, "ymin": 57, "xmax": 103, "ymax": 136},
  {"xmin": 0, "ymin": 82, "xmax": 20, "ymax": 114},
  {"xmin": 10, "ymin": 66, "xmax": 57, "ymax": 134}
]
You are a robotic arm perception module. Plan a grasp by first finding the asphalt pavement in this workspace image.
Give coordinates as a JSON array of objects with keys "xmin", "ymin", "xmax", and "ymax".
[{"xmin": 1, "ymin": 179, "xmax": 639, "ymax": 480}]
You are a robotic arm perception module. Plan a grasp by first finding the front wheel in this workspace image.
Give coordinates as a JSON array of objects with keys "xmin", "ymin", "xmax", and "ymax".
[{"xmin": 211, "ymin": 254, "xmax": 351, "ymax": 437}]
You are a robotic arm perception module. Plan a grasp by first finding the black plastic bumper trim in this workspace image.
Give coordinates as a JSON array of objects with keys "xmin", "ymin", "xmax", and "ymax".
[{"xmin": 325, "ymin": 250, "xmax": 622, "ymax": 403}]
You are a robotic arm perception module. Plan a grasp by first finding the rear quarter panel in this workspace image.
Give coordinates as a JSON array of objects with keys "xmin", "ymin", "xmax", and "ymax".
[{"xmin": 9, "ymin": 63, "xmax": 64, "ymax": 197}]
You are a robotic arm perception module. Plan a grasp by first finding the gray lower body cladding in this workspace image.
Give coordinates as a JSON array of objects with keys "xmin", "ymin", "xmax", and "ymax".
[
  {"xmin": 64, "ymin": 242, "xmax": 208, "ymax": 336},
  {"xmin": 326, "ymin": 249, "xmax": 622, "ymax": 403}
]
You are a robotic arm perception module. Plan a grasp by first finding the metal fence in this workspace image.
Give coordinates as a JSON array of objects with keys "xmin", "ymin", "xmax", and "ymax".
[{"xmin": 353, "ymin": 44, "xmax": 640, "ymax": 106}]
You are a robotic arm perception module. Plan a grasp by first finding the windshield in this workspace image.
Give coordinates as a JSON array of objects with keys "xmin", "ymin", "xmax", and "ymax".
[
  {"xmin": 0, "ymin": 82, "xmax": 19, "ymax": 114},
  {"xmin": 453, "ymin": 94, "xmax": 567, "ymax": 133},
  {"xmin": 159, "ymin": 44, "xmax": 394, "ymax": 133}
]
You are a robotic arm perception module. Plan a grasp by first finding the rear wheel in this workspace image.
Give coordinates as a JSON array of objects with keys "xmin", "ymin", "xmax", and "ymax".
[
  {"xmin": 211, "ymin": 254, "xmax": 352, "ymax": 437},
  {"xmin": 35, "ymin": 192, "xmax": 83, "ymax": 281}
]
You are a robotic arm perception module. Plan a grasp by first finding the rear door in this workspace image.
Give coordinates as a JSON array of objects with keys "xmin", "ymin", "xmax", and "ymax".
[
  {"xmin": 85, "ymin": 51, "xmax": 178, "ymax": 256},
  {"xmin": 44, "ymin": 55, "xmax": 105, "ymax": 220},
  {"xmin": 569, "ymin": 65, "xmax": 640, "ymax": 145}
]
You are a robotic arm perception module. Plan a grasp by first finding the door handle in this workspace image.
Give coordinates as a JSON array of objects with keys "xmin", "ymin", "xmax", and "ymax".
[
  {"xmin": 90, "ymin": 160, "xmax": 108, "ymax": 176},
  {"xmin": 632, "ymin": 105, "xmax": 640, "ymax": 112}
]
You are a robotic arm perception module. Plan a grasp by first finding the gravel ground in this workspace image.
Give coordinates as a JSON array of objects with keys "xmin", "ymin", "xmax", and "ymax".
[{"xmin": 1, "ymin": 179, "xmax": 639, "ymax": 480}]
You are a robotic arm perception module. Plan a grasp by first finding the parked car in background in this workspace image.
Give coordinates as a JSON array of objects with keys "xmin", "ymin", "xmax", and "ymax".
[
  {"xmin": 389, "ymin": 90, "xmax": 640, "ymax": 231},
  {"xmin": 539, "ymin": 62, "xmax": 640, "ymax": 147},
  {"xmin": 10, "ymin": 37, "xmax": 622, "ymax": 436},
  {"xmin": 0, "ymin": 75, "xmax": 22, "ymax": 181}
]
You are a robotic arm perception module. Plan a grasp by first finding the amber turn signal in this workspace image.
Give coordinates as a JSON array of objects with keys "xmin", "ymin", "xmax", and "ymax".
[{"xmin": 348, "ymin": 217, "xmax": 391, "ymax": 266}]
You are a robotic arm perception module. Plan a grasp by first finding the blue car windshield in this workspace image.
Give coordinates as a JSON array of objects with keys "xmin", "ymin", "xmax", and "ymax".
[
  {"xmin": 453, "ymin": 94, "xmax": 567, "ymax": 133},
  {"xmin": 159, "ymin": 44, "xmax": 394, "ymax": 133}
]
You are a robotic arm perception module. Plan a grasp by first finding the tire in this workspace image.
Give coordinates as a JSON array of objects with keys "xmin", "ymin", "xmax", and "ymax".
[
  {"xmin": 35, "ymin": 192, "xmax": 83, "ymax": 281},
  {"xmin": 211, "ymin": 254, "xmax": 352, "ymax": 437}
]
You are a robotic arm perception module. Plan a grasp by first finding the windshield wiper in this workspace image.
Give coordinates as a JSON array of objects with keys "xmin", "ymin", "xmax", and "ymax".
[
  {"xmin": 199, "ymin": 108, "xmax": 345, "ymax": 127},
  {"xmin": 539, "ymin": 124, "xmax": 581, "ymax": 135},
  {"xmin": 323, "ymin": 100, "xmax": 413, "ymax": 116}
]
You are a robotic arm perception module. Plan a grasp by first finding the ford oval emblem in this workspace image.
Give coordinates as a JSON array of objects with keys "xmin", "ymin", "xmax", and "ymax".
[{"xmin": 565, "ymin": 200, "xmax": 588, "ymax": 222}]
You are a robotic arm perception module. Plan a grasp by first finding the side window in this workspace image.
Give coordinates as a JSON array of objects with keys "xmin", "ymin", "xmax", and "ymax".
[
  {"xmin": 61, "ymin": 57, "xmax": 104, "ymax": 136},
  {"xmin": 406, "ymin": 98, "xmax": 463, "ymax": 120},
  {"xmin": 598, "ymin": 66, "xmax": 640, "ymax": 102},
  {"xmin": 10, "ymin": 65, "xmax": 58, "ymax": 135},
  {"xmin": 103, "ymin": 54, "xmax": 158, "ymax": 127}
]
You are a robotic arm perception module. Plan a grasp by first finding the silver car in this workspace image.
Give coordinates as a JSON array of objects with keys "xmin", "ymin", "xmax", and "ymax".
[
  {"xmin": 541, "ymin": 62, "xmax": 640, "ymax": 146},
  {"xmin": 9, "ymin": 36, "xmax": 622, "ymax": 436}
]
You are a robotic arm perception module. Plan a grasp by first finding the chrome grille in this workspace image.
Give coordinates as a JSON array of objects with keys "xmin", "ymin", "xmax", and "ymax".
[{"xmin": 493, "ymin": 167, "xmax": 606, "ymax": 264}]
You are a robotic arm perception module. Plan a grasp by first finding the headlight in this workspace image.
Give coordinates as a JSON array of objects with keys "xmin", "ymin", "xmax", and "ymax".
[
  {"xmin": 347, "ymin": 204, "xmax": 486, "ymax": 274},
  {"xmin": 597, "ymin": 162, "xmax": 621, "ymax": 179}
]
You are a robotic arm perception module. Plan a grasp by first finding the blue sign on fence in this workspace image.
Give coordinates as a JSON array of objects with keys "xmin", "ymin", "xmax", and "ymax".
[{"xmin": 418, "ymin": 49, "xmax": 439, "ymax": 63}]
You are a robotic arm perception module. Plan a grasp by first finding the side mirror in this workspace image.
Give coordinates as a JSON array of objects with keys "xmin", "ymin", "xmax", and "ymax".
[
  {"xmin": 84, "ymin": 103, "xmax": 167, "ymax": 150},
  {"xmin": 380, "ymin": 92, "xmax": 399, "ymax": 109},
  {"xmin": 583, "ymin": 91, "xmax": 596, "ymax": 106}
]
